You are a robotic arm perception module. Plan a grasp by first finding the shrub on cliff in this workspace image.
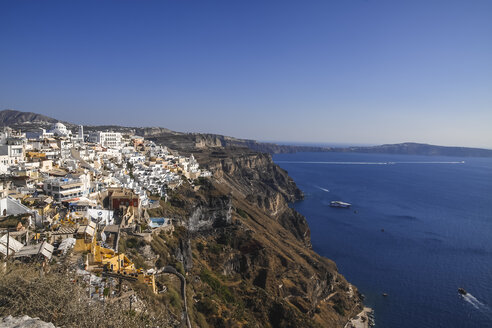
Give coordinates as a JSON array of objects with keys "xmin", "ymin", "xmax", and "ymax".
[
  {"xmin": 199, "ymin": 268, "xmax": 236, "ymax": 304},
  {"xmin": 236, "ymin": 208, "xmax": 248, "ymax": 218},
  {"xmin": 0, "ymin": 264, "xmax": 170, "ymax": 328}
]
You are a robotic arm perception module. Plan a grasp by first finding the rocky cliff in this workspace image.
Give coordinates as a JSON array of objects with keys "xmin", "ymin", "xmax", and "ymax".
[
  {"xmin": 150, "ymin": 139, "xmax": 363, "ymax": 327},
  {"xmin": 150, "ymin": 132, "xmax": 332, "ymax": 154},
  {"xmin": 203, "ymin": 149, "xmax": 310, "ymax": 246}
]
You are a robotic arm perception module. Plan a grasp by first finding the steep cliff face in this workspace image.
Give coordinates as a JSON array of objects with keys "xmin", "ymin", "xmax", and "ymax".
[
  {"xmin": 202, "ymin": 150, "xmax": 310, "ymax": 245},
  {"xmin": 206, "ymin": 151, "xmax": 302, "ymax": 202},
  {"xmin": 149, "ymin": 132, "xmax": 333, "ymax": 155},
  {"xmin": 192, "ymin": 133, "xmax": 333, "ymax": 154},
  {"xmin": 152, "ymin": 142, "xmax": 363, "ymax": 328},
  {"xmin": 188, "ymin": 194, "xmax": 232, "ymax": 232}
]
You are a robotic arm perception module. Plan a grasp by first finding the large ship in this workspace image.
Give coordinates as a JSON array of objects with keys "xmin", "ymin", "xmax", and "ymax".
[{"xmin": 330, "ymin": 201, "xmax": 352, "ymax": 208}]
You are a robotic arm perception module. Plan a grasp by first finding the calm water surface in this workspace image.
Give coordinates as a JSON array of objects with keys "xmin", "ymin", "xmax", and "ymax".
[{"xmin": 274, "ymin": 152, "xmax": 492, "ymax": 328}]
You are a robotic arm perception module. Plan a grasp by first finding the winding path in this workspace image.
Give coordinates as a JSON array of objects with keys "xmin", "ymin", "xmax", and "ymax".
[{"xmin": 157, "ymin": 266, "xmax": 191, "ymax": 328}]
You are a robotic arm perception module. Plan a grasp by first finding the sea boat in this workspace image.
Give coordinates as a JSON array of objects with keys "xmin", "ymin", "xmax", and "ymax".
[
  {"xmin": 458, "ymin": 288, "xmax": 467, "ymax": 295},
  {"xmin": 330, "ymin": 201, "xmax": 351, "ymax": 208}
]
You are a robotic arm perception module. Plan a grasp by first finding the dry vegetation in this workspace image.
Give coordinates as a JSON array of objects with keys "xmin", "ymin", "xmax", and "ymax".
[{"xmin": 0, "ymin": 264, "xmax": 172, "ymax": 328}]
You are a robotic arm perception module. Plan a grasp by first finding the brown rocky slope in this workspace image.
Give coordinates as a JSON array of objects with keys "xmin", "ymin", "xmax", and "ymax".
[{"xmin": 152, "ymin": 140, "xmax": 364, "ymax": 327}]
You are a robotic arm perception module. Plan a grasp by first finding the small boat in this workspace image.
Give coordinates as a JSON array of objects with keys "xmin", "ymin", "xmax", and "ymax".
[
  {"xmin": 382, "ymin": 293, "xmax": 388, "ymax": 297},
  {"xmin": 458, "ymin": 288, "xmax": 467, "ymax": 295},
  {"xmin": 330, "ymin": 201, "xmax": 351, "ymax": 208}
]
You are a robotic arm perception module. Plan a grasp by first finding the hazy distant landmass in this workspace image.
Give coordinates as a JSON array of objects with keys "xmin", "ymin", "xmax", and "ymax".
[
  {"xmin": 0, "ymin": 109, "xmax": 60, "ymax": 126},
  {"xmin": 337, "ymin": 142, "xmax": 492, "ymax": 157},
  {"xmin": 225, "ymin": 140, "xmax": 492, "ymax": 157},
  {"xmin": 2, "ymin": 109, "xmax": 491, "ymax": 157}
]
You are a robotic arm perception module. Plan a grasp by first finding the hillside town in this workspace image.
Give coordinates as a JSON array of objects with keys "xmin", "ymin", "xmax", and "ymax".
[{"xmin": 0, "ymin": 123, "xmax": 212, "ymax": 303}]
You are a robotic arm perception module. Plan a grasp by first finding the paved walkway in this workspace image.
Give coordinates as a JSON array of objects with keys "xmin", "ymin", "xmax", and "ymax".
[{"xmin": 158, "ymin": 266, "xmax": 191, "ymax": 328}]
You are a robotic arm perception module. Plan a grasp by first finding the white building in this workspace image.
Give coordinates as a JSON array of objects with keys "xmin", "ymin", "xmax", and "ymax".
[
  {"xmin": 0, "ymin": 155, "xmax": 10, "ymax": 173},
  {"xmin": 89, "ymin": 131, "xmax": 123, "ymax": 148},
  {"xmin": 87, "ymin": 208, "xmax": 114, "ymax": 226},
  {"xmin": 77, "ymin": 125, "xmax": 84, "ymax": 141},
  {"xmin": 0, "ymin": 234, "xmax": 24, "ymax": 258},
  {"xmin": 27, "ymin": 122, "xmax": 73, "ymax": 140},
  {"xmin": 43, "ymin": 173, "xmax": 91, "ymax": 202},
  {"xmin": 0, "ymin": 140, "xmax": 24, "ymax": 165},
  {"xmin": 51, "ymin": 123, "xmax": 72, "ymax": 137},
  {"xmin": 0, "ymin": 196, "xmax": 35, "ymax": 217}
]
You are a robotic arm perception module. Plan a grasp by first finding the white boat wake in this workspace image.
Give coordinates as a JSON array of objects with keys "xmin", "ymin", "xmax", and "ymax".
[
  {"xmin": 276, "ymin": 161, "xmax": 465, "ymax": 165},
  {"xmin": 315, "ymin": 185, "xmax": 330, "ymax": 192},
  {"xmin": 462, "ymin": 293, "xmax": 490, "ymax": 313},
  {"xmin": 277, "ymin": 161, "xmax": 391, "ymax": 165}
]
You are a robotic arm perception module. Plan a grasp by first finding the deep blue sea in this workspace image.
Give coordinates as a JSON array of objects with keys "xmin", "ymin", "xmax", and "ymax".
[{"xmin": 273, "ymin": 152, "xmax": 492, "ymax": 328}]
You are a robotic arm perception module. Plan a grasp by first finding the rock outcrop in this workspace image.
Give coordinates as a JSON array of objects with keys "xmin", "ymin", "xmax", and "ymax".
[
  {"xmin": 1, "ymin": 315, "xmax": 57, "ymax": 328},
  {"xmin": 151, "ymin": 139, "xmax": 363, "ymax": 327},
  {"xmin": 187, "ymin": 194, "xmax": 232, "ymax": 233}
]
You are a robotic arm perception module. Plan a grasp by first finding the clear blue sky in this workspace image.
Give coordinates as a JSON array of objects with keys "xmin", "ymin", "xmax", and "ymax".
[{"xmin": 1, "ymin": 0, "xmax": 491, "ymax": 148}]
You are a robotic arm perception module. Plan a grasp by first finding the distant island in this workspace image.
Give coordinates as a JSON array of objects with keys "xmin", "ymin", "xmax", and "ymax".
[{"xmin": 2, "ymin": 109, "xmax": 491, "ymax": 157}]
